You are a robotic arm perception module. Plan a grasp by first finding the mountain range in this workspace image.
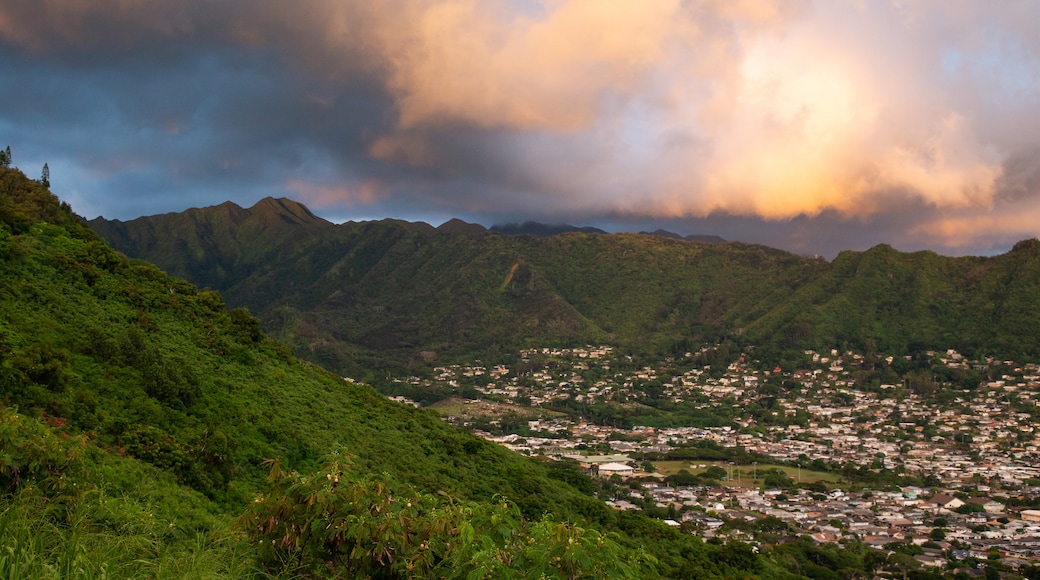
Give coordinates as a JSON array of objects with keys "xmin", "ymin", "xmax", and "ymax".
[{"xmin": 90, "ymin": 198, "xmax": 1040, "ymax": 382}]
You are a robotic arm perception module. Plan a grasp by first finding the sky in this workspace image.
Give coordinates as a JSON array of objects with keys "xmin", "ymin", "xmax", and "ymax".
[{"xmin": 2, "ymin": 0, "xmax": 1040, "ymax": 258}]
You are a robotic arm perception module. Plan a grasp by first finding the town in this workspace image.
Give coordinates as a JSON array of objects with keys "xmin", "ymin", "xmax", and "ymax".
[{"xmin": 380, "ymin": 344, "xmax": 1040, "ymax": 575}]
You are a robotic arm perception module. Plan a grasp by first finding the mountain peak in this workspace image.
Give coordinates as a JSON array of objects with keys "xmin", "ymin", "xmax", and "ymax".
[
  {"xmin": 684, "ymin": 234, "xmax": 726, "ymax": 244},
  {"xmin": 1011, "ymin": 237, "xmax": 1040, "ymax": 253},
  {"xmin": 637, "ymin": 229, "xmax": 726, "ymax": 244},
  {"xmin": 248, "ymin": 197, "xmax": 329, "ymax": 227},
  {"xmin": 437, "ymin": 218, "xmax": 487, "ymax": 235},
  {"xmin": 639, "ymin": 229, "xmax": 683, "ymax": 240}
]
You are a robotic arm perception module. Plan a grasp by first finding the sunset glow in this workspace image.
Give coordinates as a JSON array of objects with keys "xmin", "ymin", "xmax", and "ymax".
[{"xmin": 2, "ymin": 0, "xmax": 1039, "ymax": 255}]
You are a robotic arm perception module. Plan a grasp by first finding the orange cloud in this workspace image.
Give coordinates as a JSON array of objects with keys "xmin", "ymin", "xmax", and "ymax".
[
  {"xmin": 286, "ymin": 178, "xmax": 388, "ymax": 206},
  {"xmin": 905, "ymin": 197, "xmax": 1040, "ymax": 250},
  {"xmin": 343, "ymin": 0, "xmax": 1017, "ymax": 221},
  {"xmin": 374, "ymin": 0, "xmax": 701, "ymax": 131},
  {"xmin": 368, "ymin": 135, "xmax": 437, "ymax": 167},
  {"xmin": 687, "ymin": 31, "xmax": 1004, "ymax": 219}
]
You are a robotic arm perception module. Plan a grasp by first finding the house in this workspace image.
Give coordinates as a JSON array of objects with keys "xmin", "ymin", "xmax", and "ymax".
[
  {"xmin": 1020, "ymin": 509, "xmax": 1040, "ymax": 523},
  {"xmin": 926, "ymin": 493, "xmax": 964, "ymax": 511},
  {"xmin": 914, "ymin": 553, "xmax": 946, "ymax": 568}
]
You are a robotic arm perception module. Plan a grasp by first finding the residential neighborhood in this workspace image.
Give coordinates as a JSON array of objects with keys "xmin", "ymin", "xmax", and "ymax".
[{"xmin": 383, "ymin": 344, "xmax": 1040, "ymax": 572}]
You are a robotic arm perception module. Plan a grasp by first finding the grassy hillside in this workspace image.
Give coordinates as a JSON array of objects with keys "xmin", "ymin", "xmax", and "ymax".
[
  {"xmin": 2, "ymin": 162, "xmax": 798, "ymax": 577},
  {"xmin": 94, "ymin": 200, "xmax": 1040, "ymax": 378}
]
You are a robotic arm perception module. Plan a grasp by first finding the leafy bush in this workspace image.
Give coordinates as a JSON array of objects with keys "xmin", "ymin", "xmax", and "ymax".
[{"xmin": 239, "ymin": 454, "xmax": 652, "ymax": 578}]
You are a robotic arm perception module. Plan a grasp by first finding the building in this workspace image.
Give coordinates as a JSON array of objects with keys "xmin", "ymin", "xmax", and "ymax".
[
  {"xmin": 1020, "ymin": 510, "xmax": 1040, "ymax": 523},
  {"xmin": 598, "ymin": 462, "xmax": 635, "ymax": 478}
]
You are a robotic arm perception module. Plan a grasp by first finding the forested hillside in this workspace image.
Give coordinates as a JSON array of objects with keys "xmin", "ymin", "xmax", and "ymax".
[
  {"xmin": 1, "ymin": 161, "xmax": 801, "ymax": 577},
  {"xmin": 92, "ymin": 200, "xmax": 1040, "ymax": 380}
]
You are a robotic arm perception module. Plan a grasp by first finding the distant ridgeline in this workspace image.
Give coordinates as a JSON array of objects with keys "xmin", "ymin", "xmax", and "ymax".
[
  {"xmin": 2, "ymin": 155, "xmax": 796, "ymax": 577},
  {"xmin": 90, "ymin": 198, "xmax": 1040, "ymax": 378}
]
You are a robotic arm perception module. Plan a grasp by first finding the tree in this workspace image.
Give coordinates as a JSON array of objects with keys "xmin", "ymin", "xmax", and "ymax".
[
  {"xmin": 716, "ymin": 541, "xmax": 760, "ymax": 573},
  {"xmin": 764, "ymin": 469, "xmax": 794, "ymax": 489},
  {"xmin": 703, "ymin": 465, "xmax": 728, "ymax": 480},
  {"xmin": 0, "ymin": 145, "xmax": 9, "ymax": 167},
  {"xmin": 40, "ymin": 163, "xmax": 50, "ymax": 187},
  {"xmin": 667, "ymin": 469, "xmax": 700, "ymax": 487}
]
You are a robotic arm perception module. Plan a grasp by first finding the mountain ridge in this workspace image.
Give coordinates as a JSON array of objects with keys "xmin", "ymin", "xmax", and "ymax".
[
  {"xmin": 490, "ymin": 221, "xmax": 610, "ymax": 237},
  {"xmin": 638, "ymin": 229, "xmax": 727, "ymax": 244},
  {"xmin": 89, "ymin": 197, "xmax": 333, "ymax": 290},
  {"xmin": 89, "ymin": 198, "xmax": 1040, "ymax": 380}
]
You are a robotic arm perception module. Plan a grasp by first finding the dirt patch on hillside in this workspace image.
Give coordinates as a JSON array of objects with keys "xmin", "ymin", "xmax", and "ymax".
[
  {"xmin": 429, "ymin": 397, "xmax": 559, "ymax": 420},
  {"xmin": 499, "ymin": 262, "xmax": 520, "ymax": 291}
]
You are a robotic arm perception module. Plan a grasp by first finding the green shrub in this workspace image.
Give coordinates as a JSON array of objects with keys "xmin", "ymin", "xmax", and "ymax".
[{"xmin": 239, "ymin": 454, "xmax": 653, "ymax": 578}]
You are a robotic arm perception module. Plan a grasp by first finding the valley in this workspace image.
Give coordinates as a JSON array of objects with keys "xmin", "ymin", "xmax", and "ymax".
[{"xmin": 384, "ymin": 343, "xmax": 1040, "ymax": 572}]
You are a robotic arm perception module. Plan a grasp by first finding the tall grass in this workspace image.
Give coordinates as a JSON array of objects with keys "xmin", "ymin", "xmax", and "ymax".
[{"xmin": 0, "ymin": 494, "xmax": 257, "ymax": 579}]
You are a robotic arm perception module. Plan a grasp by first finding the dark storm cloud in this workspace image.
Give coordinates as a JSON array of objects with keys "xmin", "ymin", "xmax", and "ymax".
[{"xmin": 0, "ymin": 0, "xmax": 399, "ymax": 219}]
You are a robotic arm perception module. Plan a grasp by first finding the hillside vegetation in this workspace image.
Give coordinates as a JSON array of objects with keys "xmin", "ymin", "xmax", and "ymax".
[
  {"xmin": 0, "ymin": 162, "xmax": 795, "ymax": 577},
  {"xmin": 93, "ymin": 199, "xmax": 1040, "ymax": 380}
]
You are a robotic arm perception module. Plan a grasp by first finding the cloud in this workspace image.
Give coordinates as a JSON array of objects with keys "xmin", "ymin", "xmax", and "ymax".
[
  {"xmin": 286, "ymin": 178, "xmax": 388, "ymax": 206},
  {"xmin": 2, "ymin": 0, "xmax": 1040, "ymax": 255},
  {"xmin": 332, "ymin": 0, "xmax": 1040, "ymax": 222}
]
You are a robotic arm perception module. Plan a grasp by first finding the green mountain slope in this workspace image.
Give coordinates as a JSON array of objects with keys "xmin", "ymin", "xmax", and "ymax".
[
  {"xmin": 93, "ymin": 199, "xmax": 1040, "ymax": 376},
  {"xmin": 3, "ymin": 163, "xmax": 791, "ymax": 577},
  {"xmin": 90, "ymin": 197, "xmax": 332, "ymax": 291},
  {"xmin": 3, "ymin": 164, "xmax": 607, "ymax": 515},
  {"xmin": 745, "ymin": 242, "xmax": 1040, "ymax": 360}
]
